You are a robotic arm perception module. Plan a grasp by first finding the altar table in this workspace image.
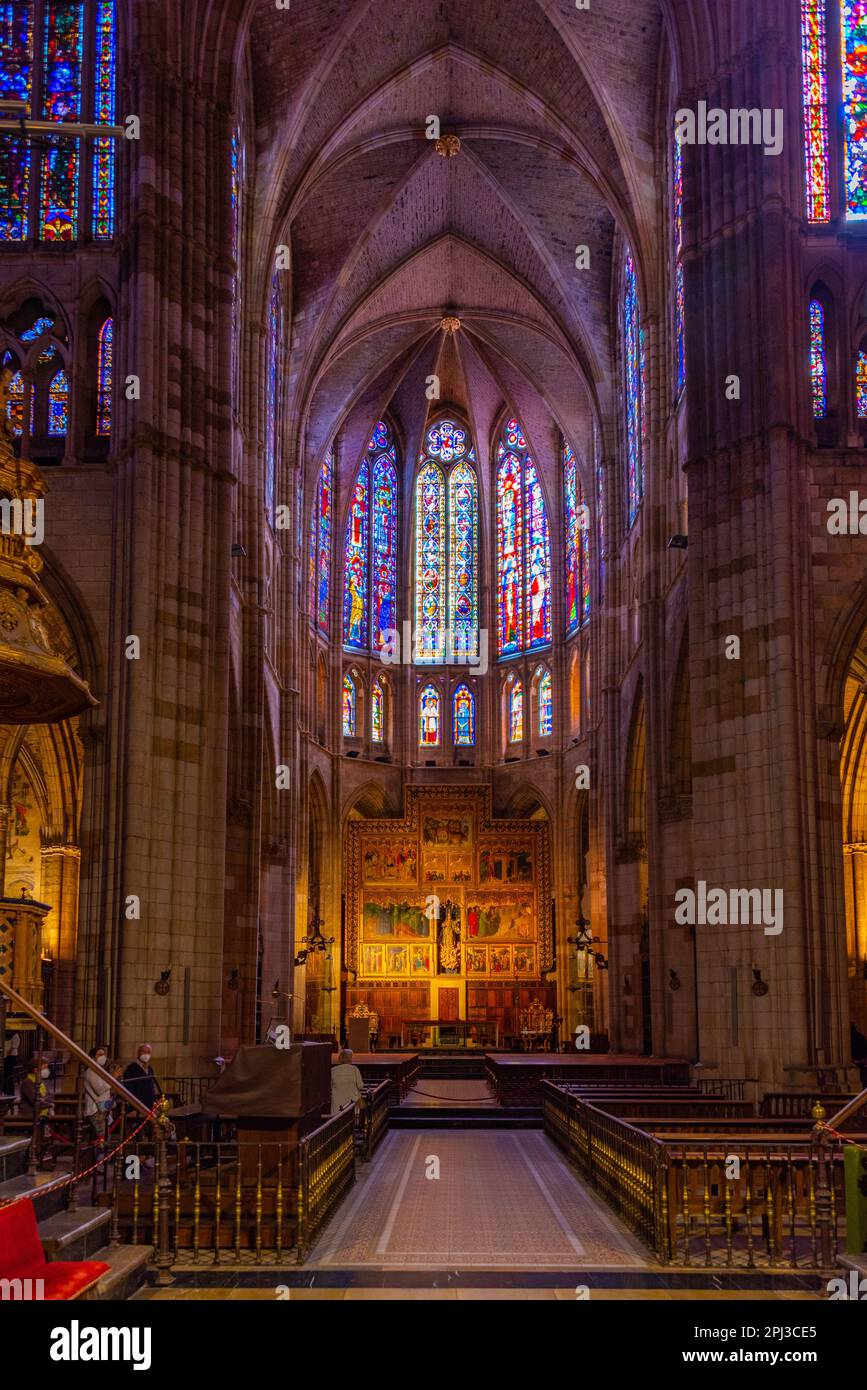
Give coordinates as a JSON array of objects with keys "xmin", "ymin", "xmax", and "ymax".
[{"xmin": 400, "ymin": 1019, "xmax": 500, "ymax": 1049}]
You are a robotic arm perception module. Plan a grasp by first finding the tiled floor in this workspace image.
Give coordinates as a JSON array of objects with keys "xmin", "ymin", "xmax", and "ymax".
[{"xmin": 308, "ymin": 1129, "xmax": 649, "ymax": 1270}]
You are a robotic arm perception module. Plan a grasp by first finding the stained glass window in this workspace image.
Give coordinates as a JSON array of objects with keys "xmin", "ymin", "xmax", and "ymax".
[
  {"xmin": 47, "ymin": 366, "xmax": 67, "ymax": 434},
  {"xmin": 857, "ymin": 350, "xmax": 867, "ymax": 417},
  {"xmin": 91, "ymin": 1, "xmax": 116, "ymax": 238},
  {"xmin": 7, "ymin": 367, "xmax": 28, "ymax": 435},
  {"xmin": 40, "ymin": 2, "xmax": 85, "ymax": 240},
  {"xmin": 20, "ymin": 315, "xmax": 53, "ymax": 343},
  {"xmin": 265, "ymin": 276, "xmax": 281, "ymax": 524},
  {"xmin": 426, "ymin": 418, "xmax": 466, "ymax": 462},
  {"xmin": 371, "ymin": 433, "xmax": 398, "ymax": 652},
  {"xmin": 309, "ymin": 451, "xmax": 333, "ymax": 638},
  {"xmin": 343, "ymin": 461, "xmax": 369, "ymax": 649},
  {"xmin": 414, "ymin": 418, "xmax": 479, "ymax": 664},
  {"xmin": 0, "ymin": 2, "xmax": 34, "ymax": 240},
  {"xmin": 448, "ymin": 461, "xmax": 478, "ymax": 660},
  {"xmin": 497, "ymin": 450, "xmax": 523, "ymax": 657},
  {"xmin": 419, "ymin": 684, "xmax": 440, "ymax": 746},
  {"xmin": 623, "ymin": 253, "xmax": 646, "ymax": 527},
  {"xmin": 564, "ymin": 441, "xmax": 590, "ymax": 635},
  {"xmin": 342, "ymin": 674, "xmax": 357, "ymax": 738},
  {"xmin": 95, "ymin": 314, "xmax": 112, "ymax": 436},
  {"xmin": 0, "ymin": 3, "xmax": 118, "ymax": 243},
  {"xmin": 525, "ymin": 458, "xmax": 551, "ymax": 649},
  {"xmin": 810, "ymin": 298, "xmax": 827, "ymax": 418},
  {"xmin": 537, "ymin": 669, "xmax": 553, "ymax": 737},
  {"xmin": 415, "ymin": 460, "xmax": 445, "ymax": 663},
  {"xmin": 496, "ymin": 419, "xmax": 551, "ymax": 656},
  {"xmin": 842, "ymin": 1, "xmax": 867, "ymax": 219},
  {"xmin": 371, "ymin": 678, "xmax": 385, "ymax": 742},
  {"xmin": 801, "ymin": 0, "xmax": 831, "ymax": 222},
  {"xmin": 507, "ymin": 677, "xmax": 523, "ymax": 743},
  {"xmin": 453, "ymin": 684, "xmax": 475, "ymax": 746},
  {"xmin": 673, "ymin": 133, "xmax": 686, "ymax": 394}
]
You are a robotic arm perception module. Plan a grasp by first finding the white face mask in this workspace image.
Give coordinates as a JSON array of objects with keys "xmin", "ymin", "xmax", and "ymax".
[
  {"xmin": 139, "ymin": 1053, "xmax": 151, "ymax": 1066},
  {"xmin": 40, "ymin": 1067, "xmax": 50, "ymax": 1080},
  {"xmin": 95, "ymin": 1054, "xmax": 107, "ymax": 1067}
]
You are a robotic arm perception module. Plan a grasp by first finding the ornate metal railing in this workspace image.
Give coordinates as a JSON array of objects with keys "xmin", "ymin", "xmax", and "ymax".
[
  {"xmin": 295, "ymin": 1107, "xmax": 357, "ymax": 1263},
  {"xmin": 542, "ymin": 1081, "xmax": 856, "ymax": 1270},
  {"xmin": 359, "ymin": 1081, "xmax": 390, "ymax": 1162}
]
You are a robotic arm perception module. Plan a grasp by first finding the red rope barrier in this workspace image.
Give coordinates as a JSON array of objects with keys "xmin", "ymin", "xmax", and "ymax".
[{"xmin": 0, "ymin": 1101, "xmax": 161, "ymax": 1210}]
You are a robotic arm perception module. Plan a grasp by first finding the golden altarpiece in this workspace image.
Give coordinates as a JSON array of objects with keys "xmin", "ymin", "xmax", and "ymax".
[{"xmin": 344, "ymin": 786, "xmax": 555, "ymax": 1045}]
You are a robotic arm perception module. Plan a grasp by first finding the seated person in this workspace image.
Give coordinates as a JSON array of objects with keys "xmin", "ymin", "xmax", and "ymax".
[{"xmin": 330, "ymin": 1048, "xmax": 365, "ymax": 1116}]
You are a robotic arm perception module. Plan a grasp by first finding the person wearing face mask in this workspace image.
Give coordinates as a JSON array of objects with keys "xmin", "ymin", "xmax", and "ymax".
[
  {"xmin": 122, "ymin": 1044, "xmax": 161, "ymax": 1111},
  {"xmin": 84, "ymin": 1046, "xmax": 112, "ymax": 1148},
  {"xmin": 19, "ymin": 1060, "xmax": 53, "ymax": 1120}
]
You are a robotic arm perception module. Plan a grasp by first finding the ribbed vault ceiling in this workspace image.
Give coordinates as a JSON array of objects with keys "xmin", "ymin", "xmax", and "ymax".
[{"xmin": 244, "ymin": 0, "xmax": 665, "ymax": 485}]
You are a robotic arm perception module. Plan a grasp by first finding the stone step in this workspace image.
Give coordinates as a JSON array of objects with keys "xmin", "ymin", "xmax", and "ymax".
[
  {"xmin": 0, "ymin": 1172, "xmax": 67, "ymax": 1222},
  {"xmin": 40, "ymin": 1205, "xmax": 113, "ymax": 1262},
  {"xmin": 0, "ymin": 1134, "xmax": 30, "ymax": 1182},
  {"xmin": 76, "ymin": 1244, "xmax": 153, "ymax": 1302}
]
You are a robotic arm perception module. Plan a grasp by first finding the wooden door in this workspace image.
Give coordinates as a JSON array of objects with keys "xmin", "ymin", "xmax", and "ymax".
[{"xmin": 439, "ymin": 987, "xmax": 460, "ymax": 1021}]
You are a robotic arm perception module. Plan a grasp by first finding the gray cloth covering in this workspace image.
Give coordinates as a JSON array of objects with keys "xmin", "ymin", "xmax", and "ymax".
[{"xmin": 202, "ymin": 1042, "xmax": 331, "ymax": 1118}]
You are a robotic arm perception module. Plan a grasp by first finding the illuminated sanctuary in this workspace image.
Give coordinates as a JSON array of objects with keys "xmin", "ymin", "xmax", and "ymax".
[{"xmin": 0, "ymin": 0, "xmax": 866, "ymax": 1306}]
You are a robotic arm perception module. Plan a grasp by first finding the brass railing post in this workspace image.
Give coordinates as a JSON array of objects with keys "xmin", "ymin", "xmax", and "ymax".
[
  {"xmin": 811, "ymin": 1102, "xmax": 835, "ymax": 1277},
  {"xmin": 153, "ymin": 1097, "xmax": 174, "ymax": 1286}
]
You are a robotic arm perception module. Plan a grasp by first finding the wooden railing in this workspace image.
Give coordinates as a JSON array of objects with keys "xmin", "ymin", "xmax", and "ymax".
[{"xmin": 542, "ymin": 1081, "xmax": 853, "ymax": 1270}]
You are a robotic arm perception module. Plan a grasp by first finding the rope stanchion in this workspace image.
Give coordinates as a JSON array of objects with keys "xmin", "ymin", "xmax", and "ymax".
[{"xmin": 0, "ymin": 1100, "xmax": 160, "ymax": 1210}]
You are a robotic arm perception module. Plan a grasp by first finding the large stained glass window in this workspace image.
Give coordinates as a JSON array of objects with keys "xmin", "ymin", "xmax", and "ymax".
[
  {"xmin": 343, "ymin": 421, "xmax": 399, "ymax": 652},
  {"xmin": 536, "ymin": 668, "xmax": 553, "ymax": 737},
  {"xmin": 525, "ymin": 458, "xmax": 551, "ymax": 648},
  {"xmin": 623, "ymin": 253, "xmax": 646, "ymax": 527},
  {"xmin": 371, "ymin": 677, "xmax": 385, "ymax": 742},
  {"xmin": 371, "ymin": 447, "xmax": 398, "ymax": 651},
  {"xmin": 95, "ymin": 314, "xmax": 112, "ymax": 436},
  {"xmin": 497, "ymin": 448, "xmax": 522, "ymax": 656},
  {"xmin": 506, "ymin": 676, "xmax": 523, "ymax": 744},
  {"xmin": 810, "ymin": 298, "xmax": 827, "ymax": 418},
  {"xmin": 414, "ymin": 418, "xmax": 477, "ymax": 664},
  {"xmin": 801, "ymin": 0, "xmax": 831, "ymax": 222},
  {"xmin": 564, "ymin": 440, "xmax": 590, "ymax": 636},
  {"xmin": 419, "ymin": 684, "xmax": 440, "ymax": 746},
  {"xmin": 448, "ymin": 461, "xmax": 478, "ymax": 660},
  {"xmin": 453, "ymin": 683, "xmax": 475, "ymax": 746},
  {"xmin": 265, "ymin": 275, "xmax": 282, "ymax": 524},
  {"xmin": 857, "ymin": 349, "xmax": 867, "ymax": 417},
  {"xmin": 0, "ymin": 3, "xmax": 118, "ymax": 243},
  {"xmin": 309, "ymin": 451, "xmax": 333, "ymax": 638},
  {"xmin": 842, "ymin": 1, "xmax": 867, "ymax": 219},
  {"xmin": 342, "ymin": 674, "xmax": 357, "ymax": 737},
  {"xmin": 343, "ymin": 460, "xmax": 369, "ymax": 650},
  {"xmin": 673, "ymin": 133, "xmax": 686, "ymax": 394},
  {"xmin": 496, "ymin": 418, "xmax": 551, "ymax": 656}
]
